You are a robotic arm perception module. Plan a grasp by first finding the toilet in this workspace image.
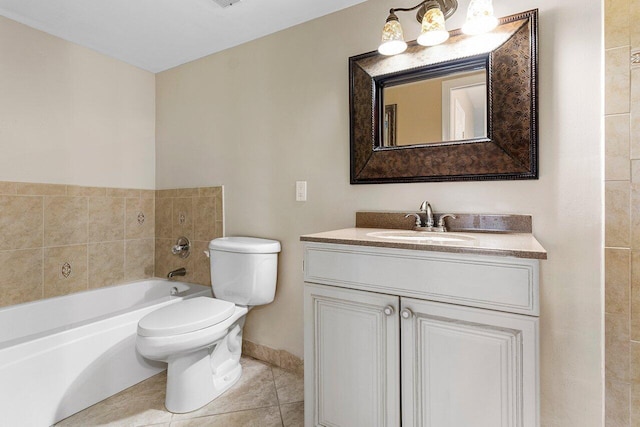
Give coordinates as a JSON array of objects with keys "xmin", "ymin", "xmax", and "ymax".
[{"xmin": 136, "ymin": 236, "xmax": 281, "ymax": 413}]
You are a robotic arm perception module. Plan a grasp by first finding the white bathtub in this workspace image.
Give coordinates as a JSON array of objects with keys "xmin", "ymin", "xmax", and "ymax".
[{"xmin": 0, "ymin": 279, "xmax": 211, "ymax": 426}]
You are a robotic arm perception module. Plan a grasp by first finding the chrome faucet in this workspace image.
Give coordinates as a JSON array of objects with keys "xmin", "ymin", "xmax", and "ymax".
[
  {"xmin": 171, "ymin": 236, "xmax": 191, "ymax": 259},
  {"xmin": 405, "ymin": 201, "xmax": 457, "ymax": 232},
  {"xmin": 167, "ymin": 267, "xmax": 186, "ymax": 279},
  {"xmin": 419, "ymin": 201, "xmax": 434, "ymax": 228}
]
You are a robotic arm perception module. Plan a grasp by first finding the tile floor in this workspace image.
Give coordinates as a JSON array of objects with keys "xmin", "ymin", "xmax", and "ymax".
[{"xmin": 55, "ymin": 357, "xmax": 304, "ymax": 427}]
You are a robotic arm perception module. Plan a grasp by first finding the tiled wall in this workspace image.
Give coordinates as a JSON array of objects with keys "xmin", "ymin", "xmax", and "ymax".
[
  {"xmin": 605, "ymin": 0, "xmax": 640, "ymax": 424},
  {"xmin": 0, "ymin": 182, "xmax": 155, "ymax": 308},
  {"xmin": 155, "ymin": 187, "xmax": 223, "ymax": 286},
  {"xmin": 0, "ymin": 183, "xmax": 224, "ymax": 309}
]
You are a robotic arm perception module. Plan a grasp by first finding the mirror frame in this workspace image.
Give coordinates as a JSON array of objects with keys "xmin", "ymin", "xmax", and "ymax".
[{"xmin": 349, "ymin": 9, "xmax": 538, "ymax": 184}]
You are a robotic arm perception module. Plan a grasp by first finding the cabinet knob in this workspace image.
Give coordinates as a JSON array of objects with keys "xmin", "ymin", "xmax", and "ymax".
[
  {"xmin": 383, "ymin": 305, "xmax": 395, "ymax": 316},
  {"xmin": 401, "ymin": 308, "xmax": 414, "ymax": 319}
]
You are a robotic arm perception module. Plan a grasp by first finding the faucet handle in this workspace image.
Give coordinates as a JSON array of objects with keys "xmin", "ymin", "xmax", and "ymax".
[
  {"xmin": 404, "ymin": 213, "xmax": 422, "ymax": 228},
  {"xmin": 419, "ymin": 200, "xmax": 430, "ymax": 212},
  {"xmin": 437, "ymin": 214, "xmax": 457, "ymax": 231}
]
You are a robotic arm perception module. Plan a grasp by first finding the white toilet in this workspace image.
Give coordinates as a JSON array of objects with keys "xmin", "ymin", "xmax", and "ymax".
[{"xmin": 136, "ymin": 236, "xmax": 281, "ymax": 413}]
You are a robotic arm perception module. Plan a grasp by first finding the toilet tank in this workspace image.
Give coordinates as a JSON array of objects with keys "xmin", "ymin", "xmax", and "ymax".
[{"xmin": 208, "ymin": 237, "xmax": 281, "ymax": 306}]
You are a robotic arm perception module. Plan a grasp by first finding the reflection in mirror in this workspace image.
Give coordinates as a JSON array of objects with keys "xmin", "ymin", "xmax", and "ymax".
[{"xmin": 382, "ymin": 69, "xmax": 486, "ymax": 147}]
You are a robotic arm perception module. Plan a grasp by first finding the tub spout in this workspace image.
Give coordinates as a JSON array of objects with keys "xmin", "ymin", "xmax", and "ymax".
[{"xmin": 168, "ymin": 268, "xmax": 186, "ymax": 279}]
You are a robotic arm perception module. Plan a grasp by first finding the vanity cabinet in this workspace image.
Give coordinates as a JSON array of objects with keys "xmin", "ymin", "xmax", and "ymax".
[{"xmin": 303, "ymin": 242, "xmax": 540, "ymax": 427}]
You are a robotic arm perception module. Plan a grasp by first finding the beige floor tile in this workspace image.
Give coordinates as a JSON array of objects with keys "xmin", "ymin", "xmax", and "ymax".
[
  {"xmin": 280, "ymin": 402, "xmax": 304, "ymax": 427},
  {"xmin": 171, "ymin": 357, "xmax": 278, "ymax": 420},
  {"xmin": 56, "ymin": 373, "xmax": 172, "ymax": 427},
  {"xmin": 273, "ymin": 367, "xmax": 304, "ymax": 405},
  {"xmin": 54, "ymin": 356, "xmax": 302, "ymax": 427},
  {"xmin": 171, "ymin": 406, "xmax": 282, "ymax": 427}
]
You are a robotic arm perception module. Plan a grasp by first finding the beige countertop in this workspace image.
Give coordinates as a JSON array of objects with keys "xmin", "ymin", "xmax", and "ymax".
[{"xmin": 300, "ymin": 228, "xmax": 547, "ymax": 260}]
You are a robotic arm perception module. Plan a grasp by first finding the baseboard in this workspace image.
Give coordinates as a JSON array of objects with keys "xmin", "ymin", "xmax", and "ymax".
[{"xmin": 242, "ymin": 340, "xmax": 303, "ymax": 376}]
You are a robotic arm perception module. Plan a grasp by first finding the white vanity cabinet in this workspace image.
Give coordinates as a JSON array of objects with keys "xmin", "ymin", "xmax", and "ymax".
[{"xmin": 303, "ymin": 241, "xmax": 540, "ymax": 427}]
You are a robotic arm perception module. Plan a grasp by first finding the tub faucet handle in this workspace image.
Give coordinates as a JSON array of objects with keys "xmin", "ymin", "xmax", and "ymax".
[{"xmin": 171, "ymin": 236, "xmax": 191, "ymax": 259}]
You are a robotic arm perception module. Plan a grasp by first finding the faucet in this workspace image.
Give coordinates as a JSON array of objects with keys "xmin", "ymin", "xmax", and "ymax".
[
  {"xmin": 419, "ymin": 201, "xmax": 435, "ymax": 228},
  {"xmin": 167, "ymin": 267, "xmax": 186, "ymax": 279},
  {"xmin": 406, "ymin": 201, "xmax": 457, "ymax": 232}
]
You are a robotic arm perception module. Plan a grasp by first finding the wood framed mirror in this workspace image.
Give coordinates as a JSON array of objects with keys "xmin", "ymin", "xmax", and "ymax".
[{"xmin": 349, "ymin": 9, "xmax": 538, "ymax": 184}]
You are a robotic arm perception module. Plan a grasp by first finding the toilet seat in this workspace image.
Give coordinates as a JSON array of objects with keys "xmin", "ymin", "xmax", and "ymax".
[{"xmin": 138, "ymin": 297, "xmax": 235, "ymax": 337}]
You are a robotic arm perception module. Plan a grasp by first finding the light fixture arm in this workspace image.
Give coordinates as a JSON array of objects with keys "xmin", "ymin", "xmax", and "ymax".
[{"xmin": 388, "ymin": 0, "xmax": 458, "ymax": 24}]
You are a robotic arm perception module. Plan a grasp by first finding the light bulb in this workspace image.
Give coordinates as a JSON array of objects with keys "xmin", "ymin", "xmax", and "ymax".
[
  {"xmin": 378, "ymin": 14, "xmax": 407, "ymax": 56},
  {"xmin": 417, "ymin": 6, "xmax": 449, "ymax": 46},
  {"xmin": 462, "ymin": 0, "xmax": 498, "ymax": 35}
]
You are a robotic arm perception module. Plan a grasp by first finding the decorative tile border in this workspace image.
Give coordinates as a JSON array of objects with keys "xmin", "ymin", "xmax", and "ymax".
[{"xmin": 632, "ymin": 50, "xmax": 640, "ymax": 68}]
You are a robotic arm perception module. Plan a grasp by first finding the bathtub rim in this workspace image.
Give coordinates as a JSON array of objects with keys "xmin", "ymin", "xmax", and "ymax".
[{"xmin": 0, "ymin": 279, "xmax": 211, "ymax": 351}]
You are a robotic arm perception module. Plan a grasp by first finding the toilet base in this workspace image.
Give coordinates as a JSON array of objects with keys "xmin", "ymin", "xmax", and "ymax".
[{"xmin": 165, "ymin": 321, "xmax": 244, "ymax": 413}]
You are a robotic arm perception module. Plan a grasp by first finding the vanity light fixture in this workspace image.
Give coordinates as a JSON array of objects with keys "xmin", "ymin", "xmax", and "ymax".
[
  {"xmin": 378, "ymin": 0, "xmax": 458, "ymax": 56},
  {"xmin": 462, "ymin": 0, "xmax": 498, "ymax": 35}
]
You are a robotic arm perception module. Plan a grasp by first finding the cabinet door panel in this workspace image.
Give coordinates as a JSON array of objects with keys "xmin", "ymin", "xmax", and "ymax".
[
  {"xmin": 304, "ymin": 283, "xmax": 400, "ymax": 427},
  {"xmin": 401, "ymin": 298, "xmax": 538, "ymax": 427}
]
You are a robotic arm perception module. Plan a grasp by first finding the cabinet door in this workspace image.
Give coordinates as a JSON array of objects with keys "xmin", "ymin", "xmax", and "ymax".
[
  {"xmin": 304, "ymin": 283, "xmax": 400, "ymax": 427},
  {"xmin": 401, "ymin": 298, "xmax": 538, "ymax": 427}
]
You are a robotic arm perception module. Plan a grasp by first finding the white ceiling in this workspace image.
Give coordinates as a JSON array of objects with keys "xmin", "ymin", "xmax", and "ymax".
[{"xmin": 0, "ymin": 0, "xmax": 367, "ymax": 73}]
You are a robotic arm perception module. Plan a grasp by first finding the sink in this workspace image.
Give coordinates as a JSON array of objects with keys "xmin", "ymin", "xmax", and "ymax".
[{"xmin": 366, "ymin": 230, "xmax": 476, "ymax": 243}]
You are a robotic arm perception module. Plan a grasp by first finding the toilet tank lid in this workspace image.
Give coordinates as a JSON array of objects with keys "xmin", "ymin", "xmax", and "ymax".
[{"xmin": 209, "ymin": 237, "xmax": 281, "ymax": 254}]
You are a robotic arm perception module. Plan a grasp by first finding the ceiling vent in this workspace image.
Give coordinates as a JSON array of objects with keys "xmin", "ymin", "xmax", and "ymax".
[{"xmin": 212, "ymin": 0, "xmax": 240, "ymax": 7}]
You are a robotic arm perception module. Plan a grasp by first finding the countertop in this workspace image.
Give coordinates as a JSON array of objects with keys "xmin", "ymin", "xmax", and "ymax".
[{"xmin": 300, "ymin": 228, "xmax": 547, "ymax": 260}]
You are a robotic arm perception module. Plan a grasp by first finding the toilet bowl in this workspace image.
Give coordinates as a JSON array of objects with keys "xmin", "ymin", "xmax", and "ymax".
[{"xmin": 136, "ymin": 237, "xmax": 280, "ymax": 413}]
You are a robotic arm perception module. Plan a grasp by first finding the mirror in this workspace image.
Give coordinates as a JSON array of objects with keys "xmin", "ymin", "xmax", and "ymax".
[
  {"xmin": 349, "ymin": 9, "xmax": 538, "ymax": 184},
  {"xmin": 382, "ymin": 68, "xmax": 487, "ymax": 146}
]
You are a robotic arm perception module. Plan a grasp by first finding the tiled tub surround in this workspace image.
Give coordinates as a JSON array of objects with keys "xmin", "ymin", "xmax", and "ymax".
[
  {"xmin": 0, "ymin": 181, "xmax": 155, "ymax": 308},
  {"xmin": 155, "ymin": 187, "xmax": 224, "ymax": 286},
  {"xmin": 0, "ymin": 280, "xmax": 210, "ymax": 426}
]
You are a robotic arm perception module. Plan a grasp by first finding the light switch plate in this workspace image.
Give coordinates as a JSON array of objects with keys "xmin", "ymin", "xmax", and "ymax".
[{"xmin": 296, "ymin": 181, "xmax": 307, "ymax": 202}]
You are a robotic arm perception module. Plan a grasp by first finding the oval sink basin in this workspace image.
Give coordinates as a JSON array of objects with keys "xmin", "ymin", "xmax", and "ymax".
[{"xmin": 367, "ymin": 230, "xmax": 476, "ymax": 243}]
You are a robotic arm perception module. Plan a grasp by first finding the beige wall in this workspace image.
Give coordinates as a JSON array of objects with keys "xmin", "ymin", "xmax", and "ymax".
[
  {"xmin": 604, "ymin": 0, "xmax": 640, "ymax": 424},
  {"xmin": 0, "ymin": 16, "xmax": 156, "ymax": 189},
  {"xmin": 385, "ymin": 79, "xmax": 443, "ymax": 145},
  {"xmin": 156, "ymin": 1, "xmax": 603, "ymax": 425}
]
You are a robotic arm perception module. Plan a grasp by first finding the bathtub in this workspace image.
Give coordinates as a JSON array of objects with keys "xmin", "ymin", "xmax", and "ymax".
[{"xmin": 0, "ymin": 279, "xmax": 211, "ymax": 426}]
